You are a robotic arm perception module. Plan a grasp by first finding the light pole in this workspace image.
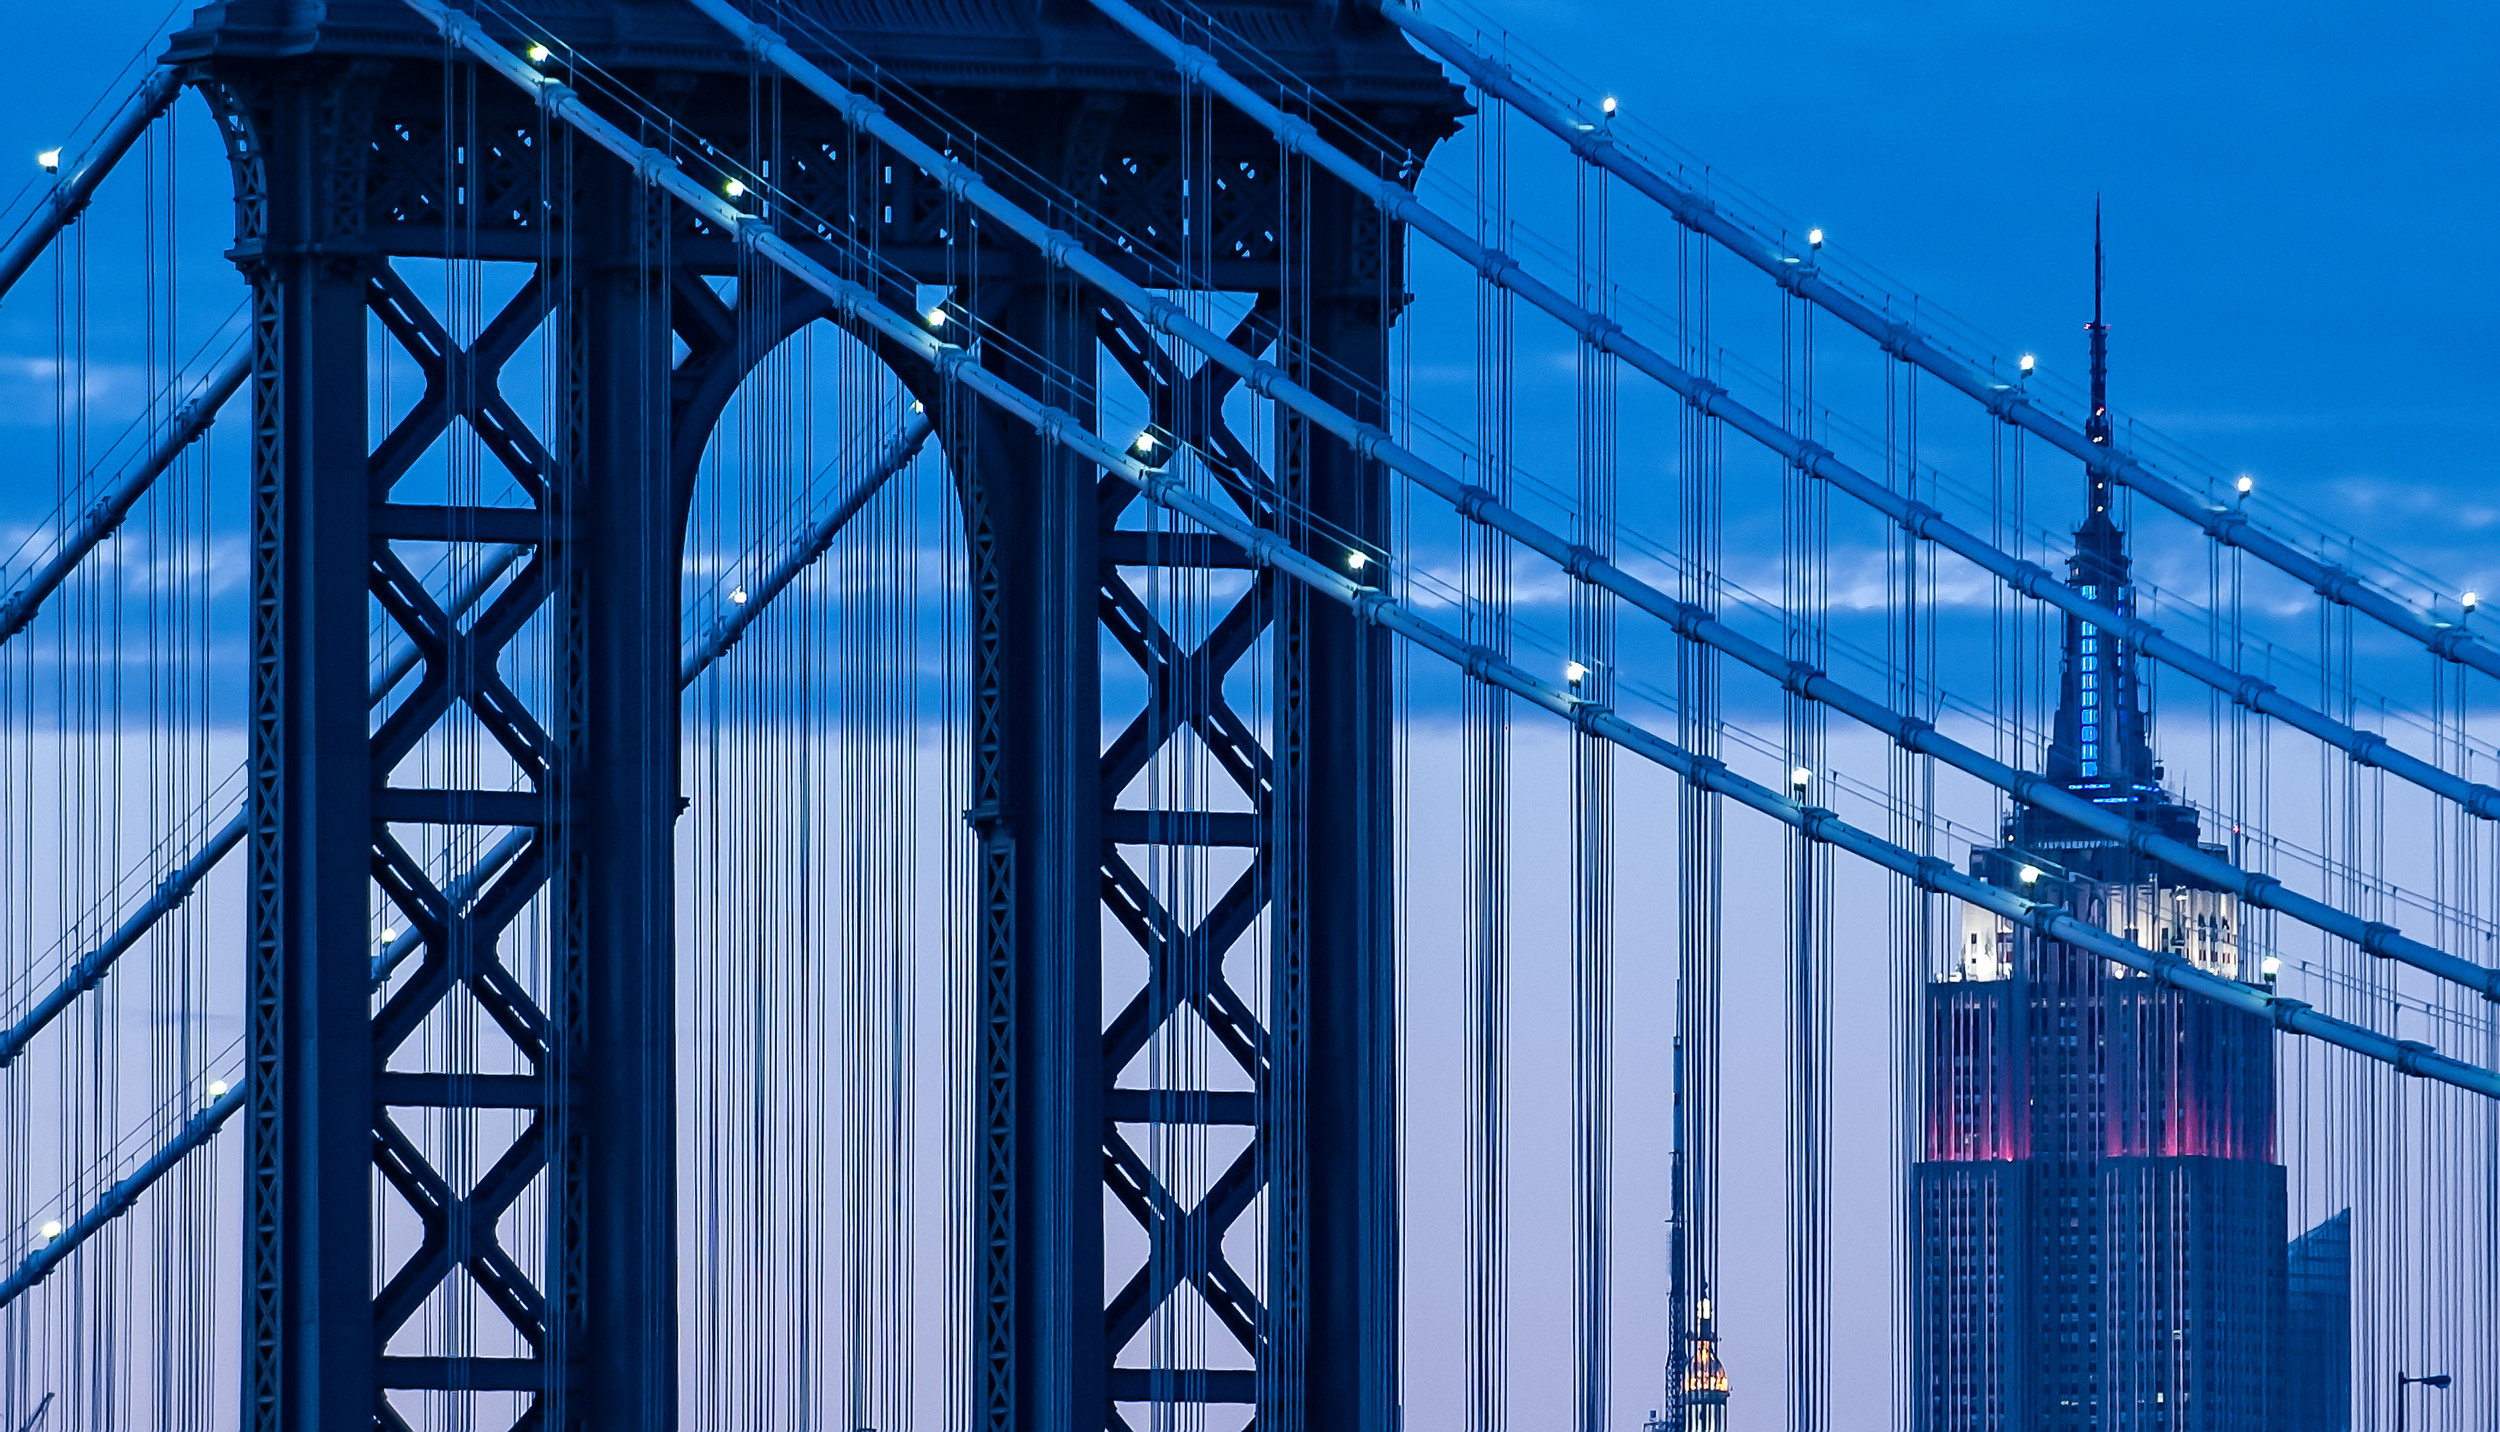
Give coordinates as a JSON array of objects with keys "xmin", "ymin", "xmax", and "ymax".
[{"xmin": 2396, "ymin": 1371, "xmax": 2451, "ymax": 1432}]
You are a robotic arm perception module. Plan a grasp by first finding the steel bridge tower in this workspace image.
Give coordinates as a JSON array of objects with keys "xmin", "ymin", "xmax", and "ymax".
[{"xmin": 162, "ymin": 0, "xmax": 1457, "ymax": 1427}]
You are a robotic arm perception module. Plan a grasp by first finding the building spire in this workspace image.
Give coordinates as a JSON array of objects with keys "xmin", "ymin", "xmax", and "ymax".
[
  {"xmin": 2085, "ymin": 197, "xmax": 2112, "ymax": 512},
  {"xmin": 2024, "ymin": 200, "xmax": 2191, "ymax": 829}
]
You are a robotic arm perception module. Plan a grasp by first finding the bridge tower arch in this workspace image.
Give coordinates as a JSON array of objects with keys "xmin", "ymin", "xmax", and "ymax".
[{"xmin": 164, "ymin": 1, "xmax": 1459, "ymax": 1427}]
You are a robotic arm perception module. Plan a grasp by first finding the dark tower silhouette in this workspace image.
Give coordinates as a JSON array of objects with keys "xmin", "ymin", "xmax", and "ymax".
[
  {"xmin": 2285, "ymin": 1210, "xmax": 2355, "ymax": 1431},
  {"xmin": 158, "ymin": 2, "xmax": 1460, "ymax": 1428},
  {"xmin": 1912, "ymin": 223, "xmax": 2291, "ymax": 1431}
]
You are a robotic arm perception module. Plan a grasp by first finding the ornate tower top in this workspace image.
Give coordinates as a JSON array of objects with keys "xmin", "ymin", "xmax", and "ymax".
[
  {"xmin": 1681, "ymin": 1286, "xmax": 1732, "ymax": 1428},
  {"xmin": 2015, "ymin": 212, "xmax": 2211, "ymax": 875}
]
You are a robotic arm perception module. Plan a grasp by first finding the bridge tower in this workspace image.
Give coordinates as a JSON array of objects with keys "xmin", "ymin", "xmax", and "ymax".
[{"xmin": 162, "ymin": 0, "xmax": 1458, "ymax": 1429}]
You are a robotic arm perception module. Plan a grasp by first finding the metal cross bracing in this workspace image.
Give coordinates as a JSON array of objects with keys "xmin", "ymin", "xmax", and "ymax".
[
  {"xmin": 166, "ymin": 35, "xmax": 950, "ymax": 1426},
  {"xmin": 0, "ymin": 1, "xmax": 1460, "ymax": 1428},
  {"xmin": 905, "ymin": 103, "xmax": 1426, "ymax": 1432},
  {"xmin": 5, "ymin": 0, "xmax": 2500, "ymax": 1429}
]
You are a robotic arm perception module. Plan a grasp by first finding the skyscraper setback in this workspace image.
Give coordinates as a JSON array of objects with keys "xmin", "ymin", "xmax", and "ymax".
[{"xmin": 1911, "ymin": 226, "xmax": 2296, "ymax": 1430}]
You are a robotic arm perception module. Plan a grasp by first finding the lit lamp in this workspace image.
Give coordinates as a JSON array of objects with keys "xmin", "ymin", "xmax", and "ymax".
[
  {"xmin": 2395, "ymin": 1371, "xmax": 2451, "ymax": 1432},
  {"xmin": 1127, "ymin": 426, "xmax": 1172, "ymax": 471}
]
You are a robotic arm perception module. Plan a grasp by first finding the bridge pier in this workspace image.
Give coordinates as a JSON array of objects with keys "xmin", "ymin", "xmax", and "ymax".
[
  {"xmin": 1297, "ymin": 175, "xmax": 1401, "ymax": 1432},
  {"xmin": 572, "ymin": 158, "xmax": 686, "ymax": 1432},
  {"xmin": 189, "ymin": 49, "xmax": 794, "ymax": 1424},
  {"xmin": 229, "ymin": 62, "xmax": 383, "ymax": 1432},
  {"xmin": 174, "ymin": 3, "xmax": 1456, "ymax": 1426},
  {"xmin": 961, "ymin": 264, "xmax": 1113, "ymax": 1430}
]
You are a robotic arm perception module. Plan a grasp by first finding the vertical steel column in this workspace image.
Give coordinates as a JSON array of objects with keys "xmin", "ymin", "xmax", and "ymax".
[
  {"xmin": 572, "ymin": 151, "xmax": 681, "ymax": 1432},
  {"xmin": 1297, "ymin": 177, "xmax": 1398, "ymax": 1432},
  {"xmin": 236, "ymin": 62, "xmax": 381, "ymax": 1432},
  {"xmin": 972, "ymin": 263, "xmax": 1107, "ymax": 1432},
  {"xmin": 196, "ymin": 50, "xmax": 759, "ymax": 1424}
]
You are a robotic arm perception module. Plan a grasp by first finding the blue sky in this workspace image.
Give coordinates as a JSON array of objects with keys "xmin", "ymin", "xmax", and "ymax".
[{"xmin": 1459, "ymin": 0, "xmax": 2500, "ymax": 580}]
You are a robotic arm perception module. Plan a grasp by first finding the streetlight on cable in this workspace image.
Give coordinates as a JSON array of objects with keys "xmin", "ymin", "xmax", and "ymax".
[{"xmin": 2395, "ymin": 1371, "xmax": 2451, "ymax": 1432}]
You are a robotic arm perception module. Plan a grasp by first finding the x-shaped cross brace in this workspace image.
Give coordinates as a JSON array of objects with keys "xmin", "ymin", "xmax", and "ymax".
[
  {"xmin": 1103, "ymin": 1133, "xmax": 1266, "ymax": 1354},
  {"xmin": 365, "ymin": 264, "xmax": 553, "ymax": 501},
  {"xmin": 372, "ymin": 1112, "xmax": 550, "ymax": 1343}
]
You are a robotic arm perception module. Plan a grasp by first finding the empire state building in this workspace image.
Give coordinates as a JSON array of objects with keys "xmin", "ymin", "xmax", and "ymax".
[{"xmin": 1910, "ymin": 228, "xmax": 2298, "ymax": 1431}]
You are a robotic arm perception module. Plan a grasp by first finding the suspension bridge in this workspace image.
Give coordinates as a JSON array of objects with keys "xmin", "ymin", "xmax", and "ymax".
[{"xmin": 0, "ymin": 0, "xmax": 2491, "ymax": 1428}]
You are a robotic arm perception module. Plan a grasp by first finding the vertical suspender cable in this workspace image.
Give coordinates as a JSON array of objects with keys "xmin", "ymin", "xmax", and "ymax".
[
  {"xmin": 1668, "ymin": 208, "xmax": 1725, "ymax": 1432},
  {"xmin": 2486, "ymin": 676, "xmax": 2500, "ymax": 1419},
  {"xmin": 2321, "ymin": 586, "xmax": 2372, "ymax": 1410},
  {"xmin": 1780, "ymin": 257, "xmax": 1831, "ymax": 1432},
  {"xmin": 1461, "ymin": 64, "xmax": 1513, "ymax": 1432},
  {"xmin": 1568, "ymin": 144, "xmax": 1616, "ymax": 1432},
  {"xmin": 1883, "ymin": 340, "xmax": 1929, "ymax": 1432},
  {"xmin": 1391, "ymin": 147, "xmax": 1416, "ymax": 1432}
]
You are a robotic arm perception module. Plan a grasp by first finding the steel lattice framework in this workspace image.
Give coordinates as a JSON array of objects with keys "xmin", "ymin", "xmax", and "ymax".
[{"xmin": 158, "ymin": 2, "xmax": 1461, "ymax": 1428}]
